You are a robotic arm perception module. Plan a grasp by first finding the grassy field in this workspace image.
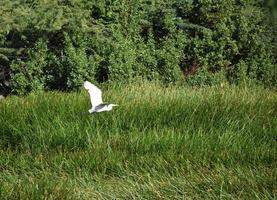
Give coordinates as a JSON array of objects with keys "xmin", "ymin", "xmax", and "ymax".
[{"xmin": 0, "ymin": 82, "xmax": 276, "ymax": 199}]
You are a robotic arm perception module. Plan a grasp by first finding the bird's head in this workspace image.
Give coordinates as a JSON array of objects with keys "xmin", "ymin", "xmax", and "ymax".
[{"xmin": 107, "ymin": 104, "xmax": 119, "ymax": 110}]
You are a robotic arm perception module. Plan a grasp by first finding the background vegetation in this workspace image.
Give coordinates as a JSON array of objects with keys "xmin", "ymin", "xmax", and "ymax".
[
  {"xmin": 0, "ymin": 82, "xmax": 276, "ymax": 199},
  {"xmin": 0, "ymin": 1, "xmax": 276, "ymax": 198},
  {"xmin": 0, "ymin": 0, "xmax": 276, "ymax": 95}
]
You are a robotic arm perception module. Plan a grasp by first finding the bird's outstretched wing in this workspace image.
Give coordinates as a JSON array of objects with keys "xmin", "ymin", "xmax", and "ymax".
[{"xmin": 83, "ymin": 81, "xmax": 103, "ymax": 107}]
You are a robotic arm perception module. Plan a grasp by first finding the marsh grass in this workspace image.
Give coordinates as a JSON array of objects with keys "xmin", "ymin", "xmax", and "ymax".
[{"xmin": 0, "ymin": 82, "xmax": 276, "ymax": 199}]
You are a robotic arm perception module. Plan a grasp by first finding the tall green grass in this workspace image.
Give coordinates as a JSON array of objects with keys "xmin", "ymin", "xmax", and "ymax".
[{"xmin": 0, "ymin": 82, "xmax": 276, "ymax": 199}]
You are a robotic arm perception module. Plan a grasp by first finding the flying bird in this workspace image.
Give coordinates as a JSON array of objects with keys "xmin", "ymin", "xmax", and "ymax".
[{"xmin": 83, "ymin": 81, "xmax": 118, "ymax": 113}]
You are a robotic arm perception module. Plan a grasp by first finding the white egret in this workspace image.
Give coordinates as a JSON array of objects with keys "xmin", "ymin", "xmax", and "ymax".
[{"xmin": 83, "ymin": 81, "xmax": 118, "ymax": 113}]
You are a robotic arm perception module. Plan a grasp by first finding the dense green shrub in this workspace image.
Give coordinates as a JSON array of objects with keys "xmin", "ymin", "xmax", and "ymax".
[
  {"xmin": 10, "ymin": 40, "xmax": 48, "ymax": 95},
  {"xmin": 63, "ymin": 34, "xmax": 97, "ymax": 90},
  {"xmin": 176, "ymin": 0, "xmax": 276, "ymax": 86},
  {"xmin": 0, "ymin": 0, "xmax": 276, "ymax": 94}
]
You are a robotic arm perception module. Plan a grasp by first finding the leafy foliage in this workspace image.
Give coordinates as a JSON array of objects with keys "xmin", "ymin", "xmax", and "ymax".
[
  {"xmin": 11, "ymin": 40, "xmax": 48, "ymax": 94},
  {"xmin": 0, "ymin": 0, "xmax": 276, "ymax": 94}
]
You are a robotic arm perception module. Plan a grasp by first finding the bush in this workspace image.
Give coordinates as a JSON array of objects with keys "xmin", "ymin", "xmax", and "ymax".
[
  {"xmin": 63, "ymin": 34, "xmax": 97, "ymax": 90},
  {"xmin": 11, "ymin": 40, "xmax": 48, "ymax": 95},
  {"xmin": 0, "ymin": 0, "xmax": 276, "ymax": 94}
]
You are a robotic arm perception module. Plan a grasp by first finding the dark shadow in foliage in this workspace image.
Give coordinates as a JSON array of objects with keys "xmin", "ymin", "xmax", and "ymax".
[
  {"xmin": 47, "ymin": 31, "xmax": 65, "ymax": 52},
  {"xmin": 6, "ymin": 28, "xmax": 46, "ymax": 50},
  {"xmin": 95, "ymin": 61, "xmax": 109, "ymax": 83},
  {"xmin": 140, "ymin": 20, "xmax": 152, "ymax": 42},
  {"xmin": 91, "ymin": 5, "xmax": 102, "ymax": 19},
  {"xmin": 0, "ymin": 68, "xmax": 11, "ymax": 96},
  {"xmin": 45, "ymin": 53, "xmax": 67, "ymax": 91},
  {"xmin": 181, "ymin": 57, "xmax": 199, "ymax": 77},
  {"xmin": 151, "ymin": 10, "xmax": 170, "ymax": 41},
  {"xmin": 44, "ymin": 31, "xmax": 68, "ymax": 90},
  {"xmin": 6, "ymin": 31, "xmax": 29, "ymax": 50}
]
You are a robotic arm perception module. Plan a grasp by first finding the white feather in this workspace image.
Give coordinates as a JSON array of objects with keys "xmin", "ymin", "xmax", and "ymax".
[
  {"xmin": 83, "ymin": 81, "xmax": 103, "ymax": 107},
  {"xmin": 84, "ymin": 81, "xmax": 118, "ymax": 113}
]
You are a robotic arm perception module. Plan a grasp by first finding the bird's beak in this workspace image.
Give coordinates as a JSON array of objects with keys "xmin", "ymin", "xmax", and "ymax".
[{"xmin": 112, "ymin": 104, "xmax": 119, "ymax": 106}]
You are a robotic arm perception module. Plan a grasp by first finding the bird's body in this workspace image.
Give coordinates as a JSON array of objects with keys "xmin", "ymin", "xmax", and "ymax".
[
  {"xmin": 84, "ymin": 81, "xmax": 118, "ymax": 113},
  {"xmin": 89, "ymin": 103, "xmax": 114, "ymax": 113}
]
